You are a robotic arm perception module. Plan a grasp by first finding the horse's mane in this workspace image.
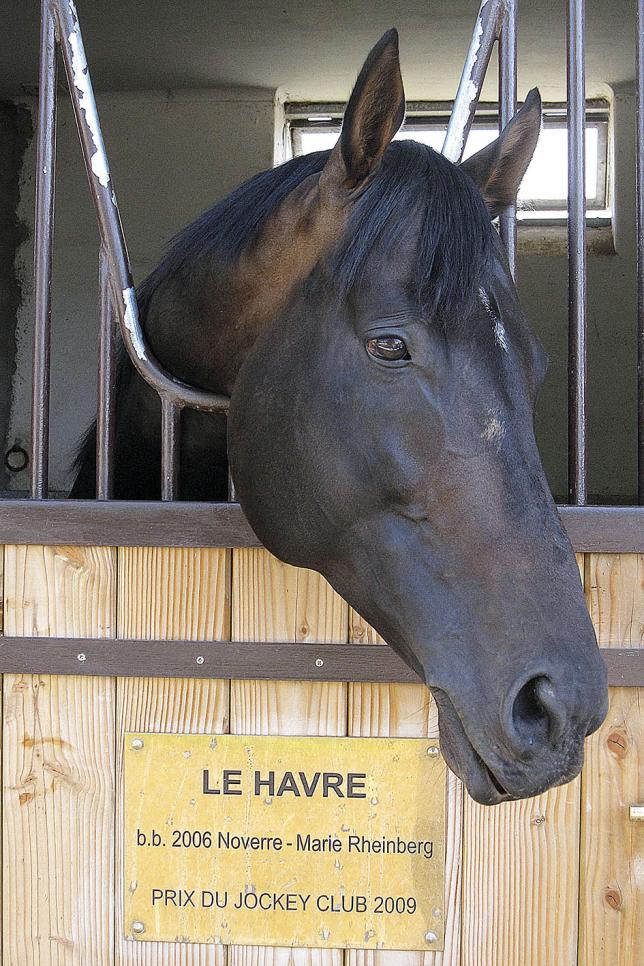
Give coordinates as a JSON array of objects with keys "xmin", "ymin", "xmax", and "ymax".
[
  {"xmin": 138, "ymin": 140, "xmax": 493, "ymax": 323},
  {"xmin": 72, "ymin": 142, "xmax": 493, "ymax": 491}
]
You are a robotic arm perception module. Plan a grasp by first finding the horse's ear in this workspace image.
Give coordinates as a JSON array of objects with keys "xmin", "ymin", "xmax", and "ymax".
[
  {"xmin": 326, "ymin": 29, "xmax": 405, "ymax": 191},
  {"xmin": 460, "ymin": 88, "xmax": 542, "ymax": 217}
]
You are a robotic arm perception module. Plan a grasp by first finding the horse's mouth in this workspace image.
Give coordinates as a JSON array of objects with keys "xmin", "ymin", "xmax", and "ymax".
[{"xmin": 430, "ymin": 687, "xmax": 515, "ymax": 805}]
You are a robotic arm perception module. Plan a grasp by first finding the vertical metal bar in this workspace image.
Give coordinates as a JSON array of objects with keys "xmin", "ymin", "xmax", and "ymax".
[
  {"xmin": 566, "ymin": 0, "xmax": 588, "ymax": 505},
  {"xmin": 96, "ymin": 245, "xmax": 116, "ymax": 499},
  {"xmin": 498, "ymin": 0, "xmax": 518, "ymax": 278},
  {"xmin": 161, "ymin": 398, "xmax": 181, "ymax": 501},
  {"xmin": 442, "ymin": 0, "xmax": 508, "ymax": 162},
  {"xmin": 637, "ymin": 0, "xmax": 644, "ymax": 503},
  {"xmin": 30, "ymin": 1, "xmax": 57, "ymax": 499}
]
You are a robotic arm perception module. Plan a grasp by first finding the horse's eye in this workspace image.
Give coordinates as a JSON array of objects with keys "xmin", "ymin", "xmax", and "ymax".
[{"xmin": 365, "ymin": 336, "xmax": 410, "ymax": 362}]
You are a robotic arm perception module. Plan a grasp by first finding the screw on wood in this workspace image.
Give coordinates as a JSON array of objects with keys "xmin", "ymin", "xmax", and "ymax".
[
  {"xmin": 132, "ymin": 920, "xmax": 145, "ymax": 934},
  {"xmin": 131, "ymin": 737, "xmax": 144, "ymax": 750},
  {"xmin": 425, "ymin": 931, "xmax": 438, "ymax": 943},
  {"xmin": 427, "ymin": 745, "xmax": 440, "ymax": 757}
]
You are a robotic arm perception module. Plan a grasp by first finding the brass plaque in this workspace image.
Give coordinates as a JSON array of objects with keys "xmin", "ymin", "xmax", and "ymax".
[{"xmin": 124, "ymin": 733, "xmax": 446, "ymax": 950}]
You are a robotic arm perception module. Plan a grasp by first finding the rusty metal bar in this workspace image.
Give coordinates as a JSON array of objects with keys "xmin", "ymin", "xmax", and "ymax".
[
  {"xmin": 96, "ymin": 244, "xmax": 116, "ymax": 499},
  {"xmin": 161, "ymin": 397, "xmax": 181, "ymax": 501},
  {"xmin": 442, "ymin": 0, "xmax": 508, "ymax": 162},
  {"xmin": 31, "ymin": 0, "xmax": 57, "ymax": 499},
  {"xmin": 498, "ymin": 0, "xmax": 518, "ymax": 277},
  {"xmin": 51, "ymin": 2, "xmax": 229, "ymax": 414},
  {"xmin": 566, "ymin": 0, "xmax": 588, "ymax": 505},
  {"xmin": 638, "ymin": 0, "xmax": 644, "ymax": 502}
]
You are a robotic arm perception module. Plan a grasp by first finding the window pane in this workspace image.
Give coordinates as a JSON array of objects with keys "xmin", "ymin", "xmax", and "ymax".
[{"xmin": 295, "ymin": 121, "xmax": 603, "ymax": 207}]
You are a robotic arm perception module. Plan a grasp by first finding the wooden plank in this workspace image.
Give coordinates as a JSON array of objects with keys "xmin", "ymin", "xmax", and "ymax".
[
  {"xmin": 0, "ymin": 501, "xmax": 642, "ymax": 553},
  {"xmin": 461, "ymin": 557, "xmax": 587, "ymax": 966},
  {"xmin": 115, "ymin": 546, "xmax": 231, "ymax": 966},
  {"xmin": 578, "ymin": 553, "xmax": 643, "ymax": 966},
  {"xmin": 2, "ymin": 545, "xmax": 116, "ymax": 964},
  {"xmin": 230, "ymin": 550, "xmax": 347, "ymax": 966},
  {"xmin": 0, "ymin": 636, "xmax": 638, "ymax": 685},
  {"xmin": 346, "ymin": 613, "xmax": 462, "ymax": 966}
]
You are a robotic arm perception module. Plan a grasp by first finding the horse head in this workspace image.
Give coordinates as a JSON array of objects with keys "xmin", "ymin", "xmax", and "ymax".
[{"xmin": 228, "ymin": 30, "xmax": 608, "ymax": 803}]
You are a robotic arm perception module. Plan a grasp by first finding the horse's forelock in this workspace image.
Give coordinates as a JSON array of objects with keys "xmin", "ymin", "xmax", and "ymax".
[{"xmin": 331, "ymin": 140, "xmax": 495, "ymax": 322}]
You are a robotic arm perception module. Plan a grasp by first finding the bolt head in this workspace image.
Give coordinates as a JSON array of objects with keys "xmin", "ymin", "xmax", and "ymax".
[
  {"xmin": 315, "ymin": 658, "xmax": 324, "ymax": 668},
  {"xmin": 77, "ymin": 652, "xmax": 87, "ymax": 662},
  {"xmin": 425, "ymin": 931, "xmax": 438, "ymax": 943},
  {"xmin": 132, "ymin": 920, "xmax": 145, "ymax": 935},
  {"xmin": 427, "ymin": 745, "xmax": 440, "ymax": 757},
  {"xmin": 131, "ymin": 738, "xmax": 144, "ymax": 751}
]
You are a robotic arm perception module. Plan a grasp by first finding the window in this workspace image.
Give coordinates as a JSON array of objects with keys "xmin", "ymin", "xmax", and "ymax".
[{"xmin": 288, "ymin": 102, "xmax": 610, "ymax": 223}]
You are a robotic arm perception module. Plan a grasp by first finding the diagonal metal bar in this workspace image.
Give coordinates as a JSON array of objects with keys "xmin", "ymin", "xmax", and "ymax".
[
  {"xmin": 48, "ymin": 0, "xmax": 229, "ymax": 417},
  {"xmin": 442, "ymin": 0, "xmax": 508, "ymax": 162}
]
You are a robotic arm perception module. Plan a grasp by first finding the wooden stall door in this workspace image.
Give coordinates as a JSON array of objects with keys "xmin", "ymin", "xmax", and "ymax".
[
  {"xmin": 115, "ymin": 546, "xmax": 231, "ymax": 966},
  {"xmin": 229, "ymin": 549, "xmax": 347, "ymax": 966},
  {"xmin": 2, "ymin": 545, "xmax": 116, "ymax": 965},
  {"xmin": 578, "ymin": 553, "xmax": 643, "ymax": 966}
]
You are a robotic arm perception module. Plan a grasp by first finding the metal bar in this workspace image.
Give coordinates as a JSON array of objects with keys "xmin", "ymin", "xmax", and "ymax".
[
  {"xmin": 638, "ymin": 0, "xmax": 644, "ymax": 502},
  {"xmin": 50, "ymin": 0, "xmax": 229, "ymax": 416},
  {"xmin": 0, "ymin": 637, "xmax": 638, "ymax": 686},
  {"xmin": 498, "ymin": 0, "xmax": 518, "ymax": 277},
  {"xmin": 161, "ymin": 398, "xmax": 181, "ymax": 501},
  {"xmin": 566, "ymin": 0, "xmax": 588, "ymax": 505},
  {"xmin": 96, "ymin": 245, "xmax": 116, "ymax": 499},
  {"xmin": 442, "ymin": 0, "xmax": 508, "ymax": 162},
  {"xmin": 30, "ymin": 0, "xmax": 57, "ymax": 499},
  {"xmin": 0, "ymin": 501, "xmax": 641, "ymax": 552}
]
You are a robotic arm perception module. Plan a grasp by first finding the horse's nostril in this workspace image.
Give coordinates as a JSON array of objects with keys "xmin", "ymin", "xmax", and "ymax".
[{"xmin": 511, "ymin": 675, "xmax": 567, "ymax": 750}]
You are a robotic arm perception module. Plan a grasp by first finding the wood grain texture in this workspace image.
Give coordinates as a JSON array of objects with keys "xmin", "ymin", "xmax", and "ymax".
[
  {"xmin": 230, "ymin": 550, "xmax": 347, "ymax": 966},
  {"xmin": 2, "ymin": 545, "xmax": 116, "ymax": 965},
  {"xmin": 115, "ymin": 547, "xmax": 231, "ymax": 966},
  {"xmin": 461, "ymin": 557, "xmax": 587, "ymax": 966},
  {"xmin": 579, "ymin": 553, "xmax": 643, "ymax": 966},
  {"xmin": 347, "ymin": 611, "xmax": 463, "ymax": 966}
]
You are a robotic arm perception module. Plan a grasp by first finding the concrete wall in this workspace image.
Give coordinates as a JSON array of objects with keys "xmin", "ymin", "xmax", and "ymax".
[
  {"xmin": 0, "ymin": 101, "xmax": 31, "ymax": 487},
  {"xmin": 5, "ymin": 87, "xmax": 277, "ymax": 492},
  {"xmin": 1, "ymin": 83, "xmax": 640, "ymax": 501}
]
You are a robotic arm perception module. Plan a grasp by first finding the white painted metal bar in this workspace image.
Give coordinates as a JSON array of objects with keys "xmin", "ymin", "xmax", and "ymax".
[{"xmin": 442, "ymin": 0, "xmax": 508, "ymax": 162}]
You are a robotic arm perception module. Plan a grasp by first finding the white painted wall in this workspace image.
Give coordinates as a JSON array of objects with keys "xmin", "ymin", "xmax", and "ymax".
[{"xmin": 7, "ymin": 86, "xmax": 277, "ymax": 492}]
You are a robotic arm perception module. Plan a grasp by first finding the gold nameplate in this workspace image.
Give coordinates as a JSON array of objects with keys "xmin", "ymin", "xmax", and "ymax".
[{"xmin": 124, "ymin": 733, "xmax": 446, "ymax": 950}]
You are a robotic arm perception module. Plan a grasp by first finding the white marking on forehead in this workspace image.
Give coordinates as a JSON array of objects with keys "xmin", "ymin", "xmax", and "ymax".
[
  {"xmin": 478, "ymin": 286, "xmax": 492, "ymax": 312},
  {"xmin": 478, "ymin": 287, "xmax": 509, "ymax": 353},
  {"xmin": 482, "ymin": 409, "xmax": 506, "ymax": 448},
  {"xmin": 494, "ymin": 319, "xmax": 509, "ymax": 352}
]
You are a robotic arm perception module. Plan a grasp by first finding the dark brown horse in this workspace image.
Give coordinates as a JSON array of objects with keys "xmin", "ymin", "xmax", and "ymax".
[{"xmin": 73, "ymin": 30, "xmax": 608, "ymax": 804}]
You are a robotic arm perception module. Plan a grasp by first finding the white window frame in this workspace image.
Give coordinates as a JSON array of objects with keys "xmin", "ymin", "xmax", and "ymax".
[{"xmin": 286, "ymin": 100, "xmax": 611, "ymax": 226}]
